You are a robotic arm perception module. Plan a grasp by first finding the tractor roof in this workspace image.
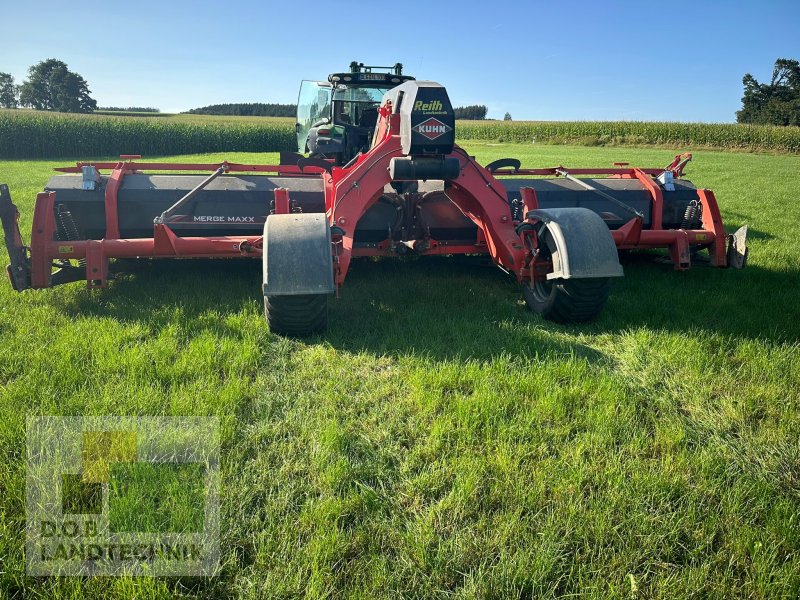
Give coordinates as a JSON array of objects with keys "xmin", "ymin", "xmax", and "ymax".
[{"xmin": 327, "ymin": 61, "xmax": 415, "ymax": 86}]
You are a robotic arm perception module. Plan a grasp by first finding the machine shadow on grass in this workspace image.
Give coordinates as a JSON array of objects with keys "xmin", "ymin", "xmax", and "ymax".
[
  {"xmin": 50, "ymin": 259, "xmax": 265, "ymax": 340},
  {"xmin": 49, "ymin": 257, "xmax": 598, "ymax": 363},
  {"xmin": 325, "ymin": 253, "xmax": 799, "ymax": 352},
  {"xmin": 49, "ymin": 248, "xmax": 799, "ymax": 362},
  {"xmin": 601, "ymin": 252, "xmax": 799, "ymax": 341},
  {"xmin": 325, "ymin": 257, "xmax": 607, "ymax": 363}
]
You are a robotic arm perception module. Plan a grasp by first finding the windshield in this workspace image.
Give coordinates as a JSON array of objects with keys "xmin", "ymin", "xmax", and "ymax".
[
  {"xmin": 332, "ymin": 86, "xmax": 391, "ymax": 102},
  {"xmin": 332, "ymin": 86, "xmax": 390, "ymax": 128}
]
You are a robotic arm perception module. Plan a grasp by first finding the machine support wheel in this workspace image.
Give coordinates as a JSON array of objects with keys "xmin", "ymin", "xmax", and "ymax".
[
  {"xmin": 522, "ymin": 222, "xmax": 612, "ymax": 323},
  {"xmin": 262, "ymin": 213, "xmax": 335, "ymax": 336},
  {"xmin": 522, "ymin": 277, "xmax": 611, "ymax": 323},
  {"xmin": 265, "ymin": 294, "xmax": 328, "ymax": 336}
]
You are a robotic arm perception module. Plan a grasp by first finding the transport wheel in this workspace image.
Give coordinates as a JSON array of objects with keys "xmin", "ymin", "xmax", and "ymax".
[
  {"xmin": 265, "ymin": 294, "xmax": 328, "ymax": 336},
  {"xmin": 522, "ymin": 226, "xmax": 611, "ymax": 323},
  {"xmin": 523, "ymin": 277, "xmax": 611, "ymax": 323}
]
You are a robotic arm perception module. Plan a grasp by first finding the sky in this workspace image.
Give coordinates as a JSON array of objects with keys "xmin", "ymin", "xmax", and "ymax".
[{"xmin": 1, "ymin": 0, "xmax": 798, "ymax": 121}]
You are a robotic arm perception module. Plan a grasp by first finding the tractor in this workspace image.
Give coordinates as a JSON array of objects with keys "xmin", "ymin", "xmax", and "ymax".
[{"xmin": 298, "ymin": 62, "xmax": 415, "ymax": 165}]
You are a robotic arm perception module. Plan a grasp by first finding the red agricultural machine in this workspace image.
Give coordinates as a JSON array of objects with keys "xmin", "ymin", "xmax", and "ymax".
[{"xmin": 1, "ymin": 70, "xmax": 748, "ymax": 335}]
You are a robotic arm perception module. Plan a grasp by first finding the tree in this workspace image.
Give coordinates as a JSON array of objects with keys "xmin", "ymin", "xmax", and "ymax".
[
  {"xmin": 736, "ymin": 58, "xmax": 800, "ymax": 126},
  {"xmin": 504, "ymin": 112, "xmax": 512, "ymax": 121},
  {"xmin": 0, "ymin": 72, "xmax": 17, "ymax": 108},
  {"xmin": 185, "ymin": 103, "xmax": 296, "ymax": 117},
  {"xmin": 453, "ymin": 104, "xmax": 489, "ymax": 121},
  {"xmin": 453, "ymin": 105, "xmax": 488, "ymax": 120},
  {"xmin": 18, "ymin": 59, "xmax": 97, "ymax": 113}
]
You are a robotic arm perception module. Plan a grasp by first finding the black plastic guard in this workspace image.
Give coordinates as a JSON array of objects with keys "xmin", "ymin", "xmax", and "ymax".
[
  {"xmin": 262, "ymin": 213, "xmax": 335, "ymax": 296},
  {"xmin": 727, "ymin": 225, "xmax": 748, "ymax": 269},
  {"xmin": 528, "ymin": 207, "xmax": 624, "ymax": 279}
]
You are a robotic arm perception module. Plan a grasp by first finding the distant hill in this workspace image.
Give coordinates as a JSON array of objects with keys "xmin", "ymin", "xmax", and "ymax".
[{"xmin": 184, "ymin": 103, "xmax": 296, "ymax": 117}]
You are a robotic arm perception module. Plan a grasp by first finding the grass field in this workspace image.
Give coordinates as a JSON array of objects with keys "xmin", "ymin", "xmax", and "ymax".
[{"xmin": 1, "ymin": 143, "xmax": 799, "ymax": 598}]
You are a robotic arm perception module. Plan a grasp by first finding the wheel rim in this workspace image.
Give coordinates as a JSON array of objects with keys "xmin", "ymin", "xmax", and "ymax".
[
  {"xmin": 527, "ymin": 225, "xmax": 556, "ymax": 303},
  {"xmin": 529, "ymin": 278, "xmax": 553, "ymax": 303}
]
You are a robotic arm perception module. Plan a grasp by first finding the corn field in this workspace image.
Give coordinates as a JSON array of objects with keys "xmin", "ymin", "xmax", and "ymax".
[
  {"xmin": 457, "ymin": 120, "xmax": 800, "ymax": 153},
  {"xmin": 1, "ymin": 109, "xmax": 799, "ymax": 159},
  {"xmin": 0, "ymin": 110, "xmax": 296, "ymax": 158}
]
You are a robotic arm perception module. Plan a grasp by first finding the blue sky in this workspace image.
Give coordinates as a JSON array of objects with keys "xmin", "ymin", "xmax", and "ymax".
[{"xmin": 1, "ymin": 0, "xmax": 798, "ymax": 121}]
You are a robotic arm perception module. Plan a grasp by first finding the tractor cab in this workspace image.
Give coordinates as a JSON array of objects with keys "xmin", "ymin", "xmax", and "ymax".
[{"xmin": 296, "ymin": 61, "xmax": 415, "ymax": 165}]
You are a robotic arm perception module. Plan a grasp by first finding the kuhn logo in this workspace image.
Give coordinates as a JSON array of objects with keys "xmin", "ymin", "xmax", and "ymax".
[{"xmin": 413, "ymin": 118, "xmax": 452, "ymax": 141}]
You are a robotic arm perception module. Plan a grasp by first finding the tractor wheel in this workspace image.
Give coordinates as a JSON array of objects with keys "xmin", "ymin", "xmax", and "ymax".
[
  {"xmin": 522, "ymin": 224, "xmax": 611, "ymax": 323},
  {"xmin": 265, "ymin": 294, "xmax": 328, "ymax": 336}
]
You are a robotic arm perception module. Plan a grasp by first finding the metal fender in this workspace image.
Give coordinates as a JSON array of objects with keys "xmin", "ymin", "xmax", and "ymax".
[
  {"xmin": 527, "ymin": 208, "xmax": 624, "ymax": 280},
  {"xmin": 262, "ymin": 213, "xmax": 335, "ymax": 296}
]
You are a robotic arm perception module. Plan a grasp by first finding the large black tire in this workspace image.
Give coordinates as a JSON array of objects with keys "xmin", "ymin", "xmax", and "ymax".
[
  {"xmin": 265, "ymin": 294, "xmax": 328, "ymax": 336},
  {"xmin": 522, "ymin": 277, "xmax": 611, "ymax": 323},
  {"xmin": 522, "ymin": 224, "xmax": 611, "ymax": 323}
]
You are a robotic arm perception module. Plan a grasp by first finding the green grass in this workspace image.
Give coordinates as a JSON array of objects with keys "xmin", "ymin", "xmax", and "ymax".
[
  {"xmin": 1, "ymin": 144, "xmax": 799, "ymax": 598},
  {"xmin": 108, "ymin": 463, "xmax": 206, "ymax": 533}
]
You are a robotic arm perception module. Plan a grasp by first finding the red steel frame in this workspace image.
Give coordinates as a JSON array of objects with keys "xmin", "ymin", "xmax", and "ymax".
[
  {"xmin": 11, "ymin": 108, "xmax": 729, "ymax": 291},
  {"xmin": 323, "ymin": 109, "xmax": 726, "ymax": 286}
]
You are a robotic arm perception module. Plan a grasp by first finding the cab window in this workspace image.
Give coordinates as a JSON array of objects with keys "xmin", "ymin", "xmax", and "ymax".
[{"xmin": 331, "ymin": 86, "xmax": 390, "ymax": 128}]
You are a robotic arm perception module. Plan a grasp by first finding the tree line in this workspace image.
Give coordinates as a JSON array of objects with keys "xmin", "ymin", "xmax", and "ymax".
[
  {"xmin": 6, "ymin": 56, "xmax": 794, "ymax": 126},
  {"xmin": 98, "ymin": 106, "xmax": 160, "ymax": 113},
  {"xmin": 453, "ymin": 105, "xmax": 488, "ymax": 120},
  {"xmin": 0, "ymin": 61, "xmax": 499, "ymax": 120},
  {"xmin": 184, "ymin": 103, "xmax": 297, "ymax": 117},
  {"xmin": 185, "ymin": 103, "xmax": 496, "ymax": 120}
]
